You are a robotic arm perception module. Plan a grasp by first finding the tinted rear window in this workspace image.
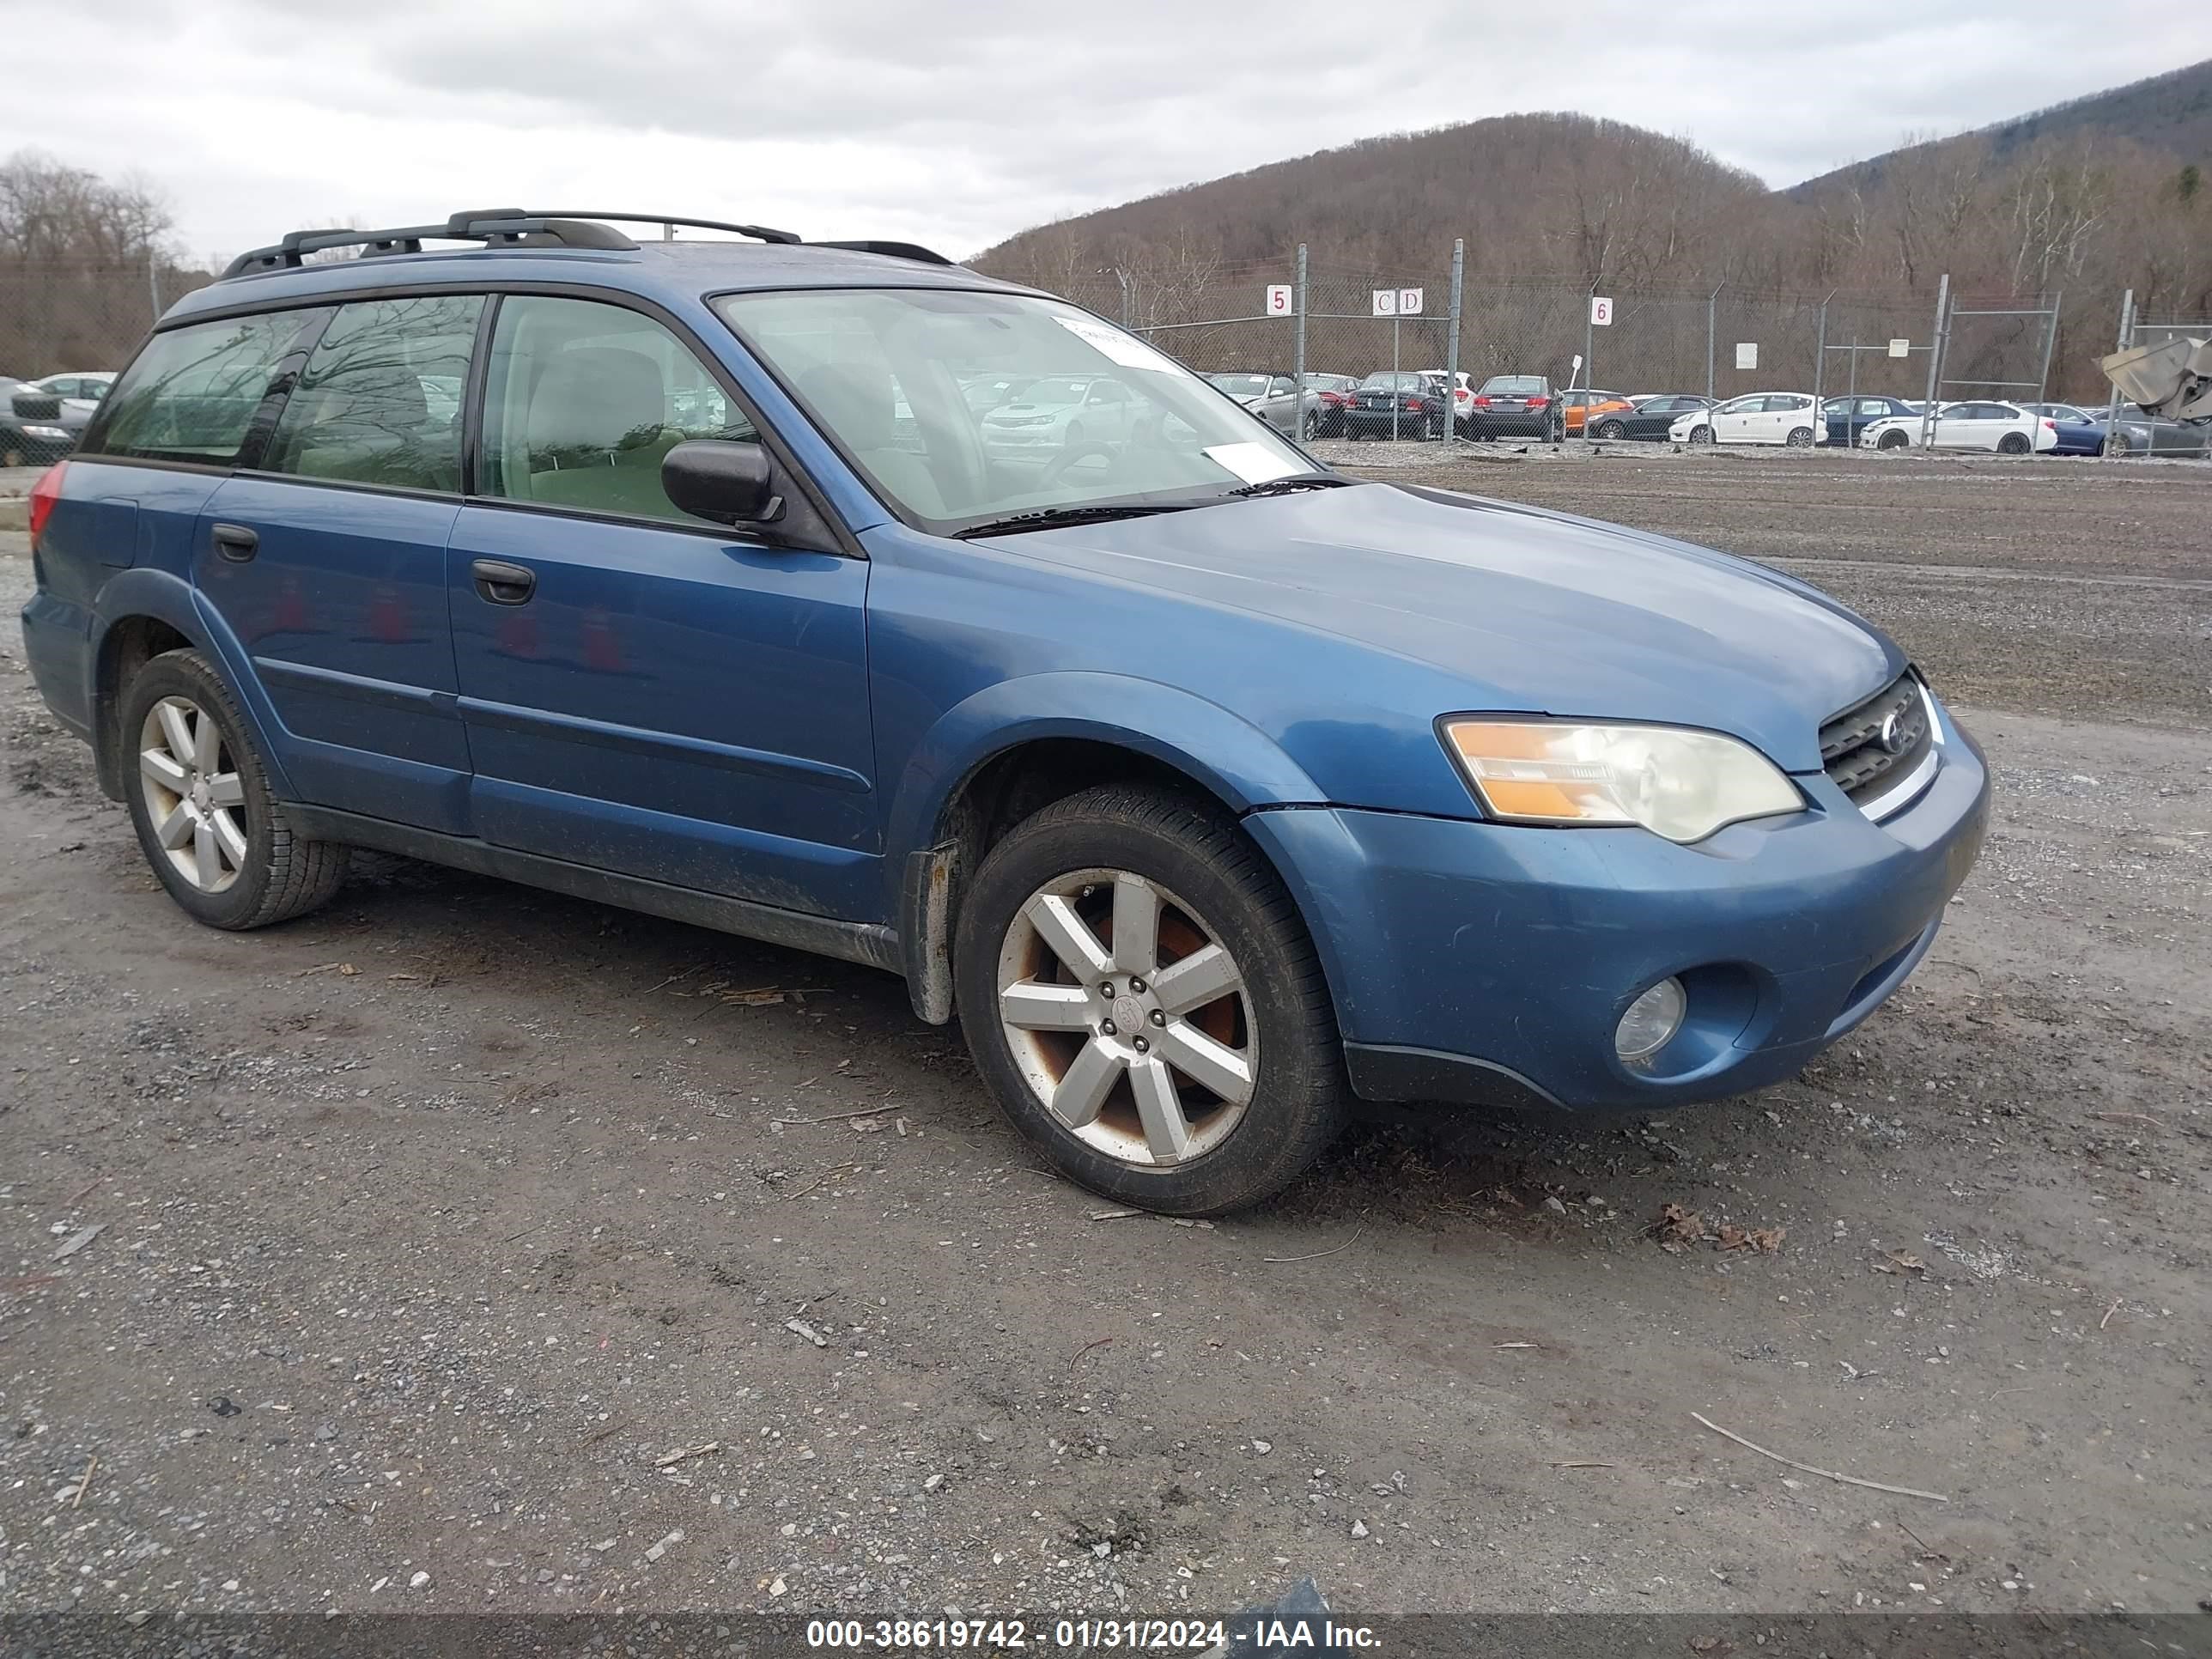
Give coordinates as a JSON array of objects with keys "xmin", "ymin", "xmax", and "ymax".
[
  {"xmin": 92, "ymin": 311, "xmax": 324, "ymax": 465},
  {"xmin": 1479, "ymin": 376, "xmax": 1545, "ymax": 394}
]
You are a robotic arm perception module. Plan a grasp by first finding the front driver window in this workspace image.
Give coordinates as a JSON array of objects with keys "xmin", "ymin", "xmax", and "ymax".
[{"xmin": 480, "ymin": 295, "xmax": 757, "ymax": 526}]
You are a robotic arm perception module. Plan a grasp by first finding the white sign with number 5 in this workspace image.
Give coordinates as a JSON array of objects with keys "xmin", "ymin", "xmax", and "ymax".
[{"xmin": 1265, "ymin": 283, "xmax": 1294, "ymax": 316}]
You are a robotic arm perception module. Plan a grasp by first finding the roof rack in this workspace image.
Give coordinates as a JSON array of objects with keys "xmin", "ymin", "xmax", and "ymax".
[{"xmin": 221, "ymin": 209, "xmax": 954, "ymax": 280}]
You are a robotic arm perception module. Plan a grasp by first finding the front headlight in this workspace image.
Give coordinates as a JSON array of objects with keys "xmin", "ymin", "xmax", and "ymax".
[
  {"xmin": 1439, "ymin": 718, "xmax": 1804, "ymax": 843},
  {"xmin": 22, "ymin": 425, "xmax": 69, "ymax": 441}
]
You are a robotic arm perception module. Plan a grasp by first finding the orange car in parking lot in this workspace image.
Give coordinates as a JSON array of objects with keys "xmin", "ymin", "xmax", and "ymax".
[{"xmin": 1562, "ymin": 389, "xmax": 1633, "ymax": 434}]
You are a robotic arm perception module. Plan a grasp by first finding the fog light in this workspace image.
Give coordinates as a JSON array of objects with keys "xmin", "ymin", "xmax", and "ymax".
[{"xmin": 1615, "ymin": 977, "xmax": 1686, "ymax": 1063}]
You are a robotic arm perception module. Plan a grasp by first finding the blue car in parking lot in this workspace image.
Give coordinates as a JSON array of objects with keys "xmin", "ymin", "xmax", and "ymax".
[{"xmin": 18, "ymin": 210, "xmax": 1990, "ymax": 1213}]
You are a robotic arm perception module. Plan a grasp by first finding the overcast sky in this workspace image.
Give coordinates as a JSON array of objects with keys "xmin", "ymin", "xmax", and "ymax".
[{"xmin": 6, "ymin": 1, "xmax": 2209, "ymax": 264}]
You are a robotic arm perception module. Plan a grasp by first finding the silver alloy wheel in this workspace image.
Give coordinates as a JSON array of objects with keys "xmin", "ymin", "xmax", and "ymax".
[
  {"xmin": 138, "ymin": 696, "xmax": 247, "ymax": 894},
  {"xmin": 996, "ymin": 867, "xmax": 1256, "ymax": 1168}
]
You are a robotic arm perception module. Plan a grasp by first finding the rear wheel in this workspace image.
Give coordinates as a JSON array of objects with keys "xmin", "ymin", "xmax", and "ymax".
[
  {"xmin": 955, "ymin": 784, "xmax": 1349, "ymax": 1215},
  {"xmin": 1785, "ymin": 425, "xmax": 1814, "ymax": 447},
  {"xmin": 1996, "ymin": 431, "xmax": 2030, "ymax": 456},
  {"xmin": 1302, "ymin": 409, "xmax": 1320, "ymax": 441},
  {"xmin": 120, "ymin": 649, "xmax": 349, "ymax": 930}
]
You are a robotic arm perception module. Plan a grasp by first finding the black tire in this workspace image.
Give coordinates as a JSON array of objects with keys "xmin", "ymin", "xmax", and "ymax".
[
  {"xmin": 1425, "ymin": 412, "xmax": 1444, "ymax": 442},
  {"xmin": 1595, "ymin": 419, "xmax": 1626, "ymax": 441},
  {"xmin": 1878, "ymin": 428, "xmax": 1911, "ymax": 451},
  {"xmin": 1785, "ymin": 425, "xmax": 1814, "ymax": 447},
  {"xmin": 1549, "ymin": 417, "xmax": 1565, "ymax": 444},
  {"xmin": 1996, "ymin": 431, "xmax": 2030, "ymax": 456},
  {"xmin": 1687, "ymin": 424, "xmax": 1713, "ymax": 445},
  {"xmin": 119, "ymin": 648, "xmax": 349, "ymax": 930},
  {"xmin": 1302, "ymin": 410, "xmax": 1320, "ymax": 441},
  {"xmin": 954, "ymin": 783, "xmax": 1350, "ymax": 1214}
]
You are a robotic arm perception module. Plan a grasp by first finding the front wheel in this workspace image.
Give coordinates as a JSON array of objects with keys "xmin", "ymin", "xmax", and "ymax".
[
  {"xmin": 120, "ymin": 649, "xmax": 349, "ymax": 929},
  {"xmin": 1686, "ymin": 424, "xmax": 1714, "ymax": 445},
  {"xmin": 1595, "ymin": 419, "xmax": 1626, "ymax": 441},
  {"xmin": 955, "ymin": 784, "xmax": 1349, "ymax": 1214},
  {"xmin": 1878, "ymin": 428, "xmax": 1911, "ymax": 451}
]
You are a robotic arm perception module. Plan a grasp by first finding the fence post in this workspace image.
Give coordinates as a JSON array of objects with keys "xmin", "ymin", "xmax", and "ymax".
[
  {"xmin": 2034, "ymin": 289, "xmax": 2061, "ymax": 405},
  {"xmin": 1919, "ymin": 274, "xmax": 1950, "ymax": 448},
  {"xmin": 1583, "ymin": 280, "xmax": 1597, "ymax": 393},
  {"xmin": 1293, "ymin": 242, "xmax": 1308, "ymax": 421},
  {"xmin": 1814, "ymin": 295, "xmax": 1830, "ymax": 412},
  {"xmin": 147, "ymin": 246, "xmax": 161, "ymax": 321},
  {"xmin": 1705, "ymin": 283, "xmax": 1723, "ymax": 398},
  {"xmin": 1445, "ymin": 237, "xmax": 1463, "ymax": 446},
  {"xmin": 2103, "ymin": 288, "xmax": 2132, "ymax": 461}
]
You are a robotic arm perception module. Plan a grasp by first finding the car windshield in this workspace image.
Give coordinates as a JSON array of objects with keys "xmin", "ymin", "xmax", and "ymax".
[
  {"xmin": 1207, "ymin": 374, "xmax": 1273, "ymax": 398},
  {"xmin": 714, "ymin": 289, "xmax": 1310, "ymax": 533},
  {"xmin": 1478, "ymin": 376, "xmax": 1544, "ymax": 394},
  {"xmin": 1358, "ymin": 372, "xmax": 1429, "ymax": 391}
]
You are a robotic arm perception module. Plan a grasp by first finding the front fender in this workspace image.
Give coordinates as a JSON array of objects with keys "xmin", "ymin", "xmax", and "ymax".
[
  {"xmin": 87, "ymin": 568, "xmax": 297, "ymax": 802},
  {"xmin": 883, "ymin": 669, "xmax": 1328, "ymax": 888}
]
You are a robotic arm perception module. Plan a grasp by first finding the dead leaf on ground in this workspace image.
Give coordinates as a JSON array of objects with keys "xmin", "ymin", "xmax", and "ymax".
[
  {"xmin": 1716, "ymin": 1224, "xmax": 1786, "ymax": 1254},
  {"xmin": 1655, "ymin": 1203, "xmax": 1705, "ymax": 1251},
  {"xmin": 1874, "ymin": 1249, "xmax": 1926, "ymax": 1275}
]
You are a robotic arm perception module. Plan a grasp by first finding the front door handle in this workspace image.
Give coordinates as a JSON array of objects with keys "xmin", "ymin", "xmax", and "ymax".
[
  {"xmin": 210, "ymin": 523, "xmax": 258, "ymax": 562},
  {"xmin": 471, "ymin": 558, "xmax": 537, "ymax": 605}
]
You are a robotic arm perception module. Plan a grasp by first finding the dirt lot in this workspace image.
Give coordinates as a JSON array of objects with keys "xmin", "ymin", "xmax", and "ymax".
[{"xmin": 1, "ymin": 451, "xmax": 2206, "ymax": 1622}]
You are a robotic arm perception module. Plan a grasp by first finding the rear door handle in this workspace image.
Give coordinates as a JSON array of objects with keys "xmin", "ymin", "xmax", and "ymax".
[
  {"xmin": 210, "ymin": 523, "xmax": 258, "ymax": 562},
  {"xmin": 471, "ymin": 558, "xmax": 537, "ymax": 605}
]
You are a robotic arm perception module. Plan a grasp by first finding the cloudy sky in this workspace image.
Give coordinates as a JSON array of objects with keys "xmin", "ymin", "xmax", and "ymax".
[{"xmin": 6, "ymin": 1, "xmax": 2209, "ymax": 264}]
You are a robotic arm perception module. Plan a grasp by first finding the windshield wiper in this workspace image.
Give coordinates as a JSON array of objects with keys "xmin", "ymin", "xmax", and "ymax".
[
  {"xmin": 952, "ymin": 501, "xmax": 1208, "ymax": 539},
  {"xmin": 1224, "ymin": 471, "xmax": 1356, "ymax": 498}
]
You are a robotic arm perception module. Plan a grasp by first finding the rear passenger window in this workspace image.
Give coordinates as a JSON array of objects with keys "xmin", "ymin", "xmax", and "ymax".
[
  {"xmin": 480, "ymin": 295, "xmax": 757, "ymax": 526},
  {"xmin": 94, "ymin": 311, "xmax": 320, "ymax": 465},
  {"xmin": 264, "ymin": 295, "xmax": 483, "ymax": 492}
]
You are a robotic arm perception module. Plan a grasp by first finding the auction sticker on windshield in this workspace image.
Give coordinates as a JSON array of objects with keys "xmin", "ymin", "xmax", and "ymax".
[
  {"xmin": 1201, "ymin": 441, "xmax": 1307, "ymax": 484},
  {"xmin": 1052, "ymin": 313, "xmax": 1180, "ymax": 374}
]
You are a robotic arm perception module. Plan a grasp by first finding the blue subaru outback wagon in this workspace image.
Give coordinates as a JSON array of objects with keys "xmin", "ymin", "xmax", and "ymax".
[{"xmin": 19, "ymin": 210, "xmax": 1989, "ymax": 1213}]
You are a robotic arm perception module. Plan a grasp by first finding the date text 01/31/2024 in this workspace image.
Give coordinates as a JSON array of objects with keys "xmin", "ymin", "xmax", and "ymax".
[{"xmin": 805, "ymin": 1616, "xmax": 1383, "ymax": 1650}]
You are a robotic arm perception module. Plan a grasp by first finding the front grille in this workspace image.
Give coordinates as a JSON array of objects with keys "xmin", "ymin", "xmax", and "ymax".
[{"xmin": 1820, "ymin": 672, "xmax": 1936, "ymax": 815}]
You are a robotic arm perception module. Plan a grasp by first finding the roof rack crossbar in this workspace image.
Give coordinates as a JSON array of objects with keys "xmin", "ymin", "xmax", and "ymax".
[
  {"xmin": 502, "ymin": 210, "xmax": 803, "ymax": 245},
  {"xmin": 220, "ymin": 213, "xmax": 641, "ymax": 279},
  {"xmin": 809, "ymin": 239, "xmax": 956, "ymax": 266}
]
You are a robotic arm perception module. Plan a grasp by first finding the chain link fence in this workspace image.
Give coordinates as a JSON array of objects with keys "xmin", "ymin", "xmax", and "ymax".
[{"xmin": 1016, "ymin": 250, "xmax": 2089, "ymax": 447}]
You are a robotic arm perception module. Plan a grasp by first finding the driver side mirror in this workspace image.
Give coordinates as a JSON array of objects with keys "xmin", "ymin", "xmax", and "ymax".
[
  {"xmin": 11, "ymin": 391, "xmax": 62, "ymax": 421},
  {"xmin": 661, "ymin": 440, "xmax": 783, "ymax": 526}
]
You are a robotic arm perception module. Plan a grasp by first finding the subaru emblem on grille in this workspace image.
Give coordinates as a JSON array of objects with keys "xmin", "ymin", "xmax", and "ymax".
[{"xmin": 1878, "ymin": 709, "xmax": 1908, "ymax": 754}]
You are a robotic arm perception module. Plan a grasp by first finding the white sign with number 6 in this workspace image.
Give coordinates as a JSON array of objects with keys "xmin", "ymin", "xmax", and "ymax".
[
  {"xmin": 1265, "ymin": 283, "xmax": 1294, "ymax": 316},
  {"xmin": 1589, "ymin": 295, "xmax": 1614, "ymax": 326}
]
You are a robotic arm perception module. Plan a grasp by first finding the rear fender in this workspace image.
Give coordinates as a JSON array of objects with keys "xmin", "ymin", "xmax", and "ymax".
[{"xmin": 87, "ymin": 568, "xmax": 297, "ymax": 801}]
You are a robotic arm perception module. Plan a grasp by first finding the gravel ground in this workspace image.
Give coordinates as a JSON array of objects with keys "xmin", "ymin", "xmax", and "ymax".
[{"xmin": 1, "ymin": 450, "xmax": 2207, "ymax": 1622}]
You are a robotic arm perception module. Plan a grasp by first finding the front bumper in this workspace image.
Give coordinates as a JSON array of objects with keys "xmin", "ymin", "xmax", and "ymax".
[{"xmin": 1244, "ymin": 709, "xmax": 1990, "ymax": 1112}]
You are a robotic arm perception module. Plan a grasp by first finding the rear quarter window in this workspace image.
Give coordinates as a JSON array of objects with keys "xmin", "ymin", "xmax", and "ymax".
[{"xmin": 89, "ymin": 311, "xmax": 325, "ymax": 466}]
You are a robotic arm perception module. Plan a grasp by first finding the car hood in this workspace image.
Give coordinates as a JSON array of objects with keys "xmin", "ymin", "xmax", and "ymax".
[
  {"xmin": 989, "ymin": 482, "xmax": 1899, "ymax": 773},
  {"xmin": 985, "ymin": 404, "xmax": 1073, "ymax": 422}
]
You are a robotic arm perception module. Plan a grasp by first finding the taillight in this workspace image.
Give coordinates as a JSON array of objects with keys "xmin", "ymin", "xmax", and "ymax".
[
  {"xmin": 2043, "ymin": 419, "xmax": 2056, "ymax": 430},
  {"xmin": 27, "ymin": 461, "xmax": 66, "ymax": 553},
  {"xmin": 1405, "ymin": 397, "xmax": 1426, "ymax": 411},
  {"xmin": 1473, "ymin": 395, "xmax": 1492, "ymax": 407},
  {"xmin": 1527, "ymin": 396, "xmax": 1551, "ymax": 408}
]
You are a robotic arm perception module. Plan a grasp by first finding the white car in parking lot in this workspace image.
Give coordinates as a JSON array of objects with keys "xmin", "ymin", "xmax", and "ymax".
[
  {"xmin": 1857, "ymin": 400, "xmax": 2059, "ymax": 455},
  {"xmin": 1668, "ymin": 392, "xmax": 1821, "ymax": 447}
]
